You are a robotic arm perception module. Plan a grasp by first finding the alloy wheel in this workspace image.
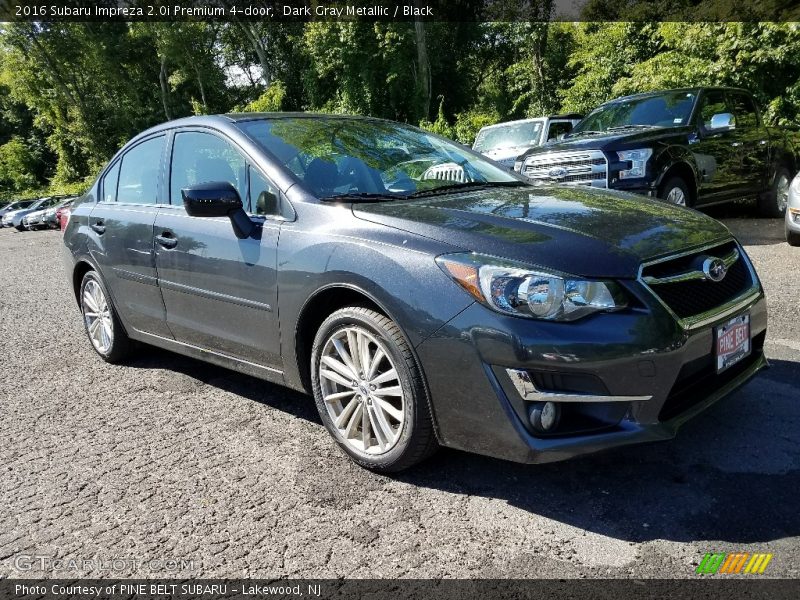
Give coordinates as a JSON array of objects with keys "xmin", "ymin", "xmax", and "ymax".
[
  {"xmin": 666, "ymin": 186, "xmax": 686, "ymax": 206},
  {"xmin": 318, "ymin": 325, "xmax": 405, "ymax": 455},
  {"xmin": 82, "ymin": 279, "xmax": 114, "ymax": 354}
]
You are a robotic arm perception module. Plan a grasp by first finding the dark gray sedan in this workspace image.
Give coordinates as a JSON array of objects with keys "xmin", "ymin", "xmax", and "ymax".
[{"xmin": 63, "ymin": 114, "xmax": 767, "ymax": 472}]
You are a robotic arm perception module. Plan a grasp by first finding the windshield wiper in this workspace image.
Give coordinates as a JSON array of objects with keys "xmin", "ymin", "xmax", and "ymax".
[
  {"xmin": 321, "ymin": 192, "xmax": 405, "ymax": 203},
  {"xmin": 566, "ymin": 130, "xmax": 605, "ymax": 138},
  {"xmin": 606, "ymin": 124, "xmax": 661, "ymax": 132},
  {"xmin": 407, "ymin": 180, "xmax": 528, "ymax": 198}
]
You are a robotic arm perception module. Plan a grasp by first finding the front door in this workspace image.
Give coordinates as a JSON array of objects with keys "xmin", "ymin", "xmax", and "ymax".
[
  {"xmin": 89, "ymin": 134, "xmax": 172, "ymax": 338},
  {"xmin": 691, "ymin": 90, "xmax": 742, "ymax": 203},
  {"xmin": 153, "ymin": 130, "xmax": 283, "ymax": 371}
]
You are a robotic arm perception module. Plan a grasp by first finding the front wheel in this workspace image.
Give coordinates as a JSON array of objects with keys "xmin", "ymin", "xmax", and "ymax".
[
  {"xmin": 311, "ymin": 307, "xmax": 437, "ymax": 472},
  {"xmin": 79, "ymin": 271, "xmax": 132, "ymax": 363},
  {"xmin": 658, "ymin": 176, "xmax": 692, "ymax": 207},
  {"xmin": 759, "ymin": 167, "xmax": 791, "ymax": 218}
]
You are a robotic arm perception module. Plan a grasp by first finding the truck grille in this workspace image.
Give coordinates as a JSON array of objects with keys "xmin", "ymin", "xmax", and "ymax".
[
  {"xmin": 639, "ymin": 240, "xmax": 759, "ymax": 326},
  {"xmin": 521, "ymin": 150, "xmax": 608, "ymax": 188}
]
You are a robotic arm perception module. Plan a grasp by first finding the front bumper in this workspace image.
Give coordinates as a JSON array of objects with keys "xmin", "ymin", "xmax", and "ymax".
[
  {"xmin": 416, "ymin": 286, "xmax": 767, "ymax": 464},
  {"xmin": 786, "ymin": 206, "xmax": 800, "ymax": 234}
]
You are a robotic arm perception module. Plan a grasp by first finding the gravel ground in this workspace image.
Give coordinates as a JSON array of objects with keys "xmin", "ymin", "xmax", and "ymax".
[{"xmin": 0, "ymin": 215, "xmax": 798, "ymax": 579}]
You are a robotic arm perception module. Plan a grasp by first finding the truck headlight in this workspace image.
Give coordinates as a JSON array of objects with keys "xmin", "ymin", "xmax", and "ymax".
[
  {"xmin": 436, "ymin": 253, "xmax": 627, "ymax": 322},
  {"xmin": 617, "ymin": 148, "xmax": 652, "ymax": 179}
]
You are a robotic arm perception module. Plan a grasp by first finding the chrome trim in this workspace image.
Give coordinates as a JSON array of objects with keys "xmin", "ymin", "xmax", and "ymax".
[
  {"xmin": 637, "ymin": 239, "xmax": 762, "ymax": 331},
  {"xmin": 521, "ymin": 150, "xmax": 608, "ymax": 188},
  {"xmin": 642, "ymin": 247, "xmax": 740, "ymax": 285},
  {"xmin": 506, "ymin": 369, "xmax": 652, "ymax": 403}
]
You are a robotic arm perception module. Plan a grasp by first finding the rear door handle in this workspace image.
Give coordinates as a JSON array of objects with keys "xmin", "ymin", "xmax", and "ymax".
[
  {"xmin": 155, "ymin": 232, "xmax": 178, "ymax": 249},
  {"xmin": 90, "ymin": 221, "xmax": 106, "ymax": 234}
]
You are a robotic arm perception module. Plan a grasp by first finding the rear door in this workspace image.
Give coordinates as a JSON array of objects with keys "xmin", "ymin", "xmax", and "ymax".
[
  {"xmin": 88, "ymin": 135, "xmax": 172, "ymax": 338},
  {"xmin": 726, "ymin": 91, "xmax": 770, "ymax": 195},
  {"xmin": 153, "ymin": 129, "xmax": 283, "ymax": 371}
]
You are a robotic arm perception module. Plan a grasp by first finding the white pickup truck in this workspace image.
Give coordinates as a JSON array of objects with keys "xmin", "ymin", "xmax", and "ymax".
[{"xmin": 472, "ymin": 114, "xmax": 583, "ymax": 169}]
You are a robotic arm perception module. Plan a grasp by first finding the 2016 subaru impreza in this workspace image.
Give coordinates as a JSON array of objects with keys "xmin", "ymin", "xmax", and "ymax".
[{"xmin": 63, "ymin": 114, "xmax": 768, "ymax": 472}]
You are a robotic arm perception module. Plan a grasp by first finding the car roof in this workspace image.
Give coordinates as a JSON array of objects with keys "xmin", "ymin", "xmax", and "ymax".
[{"xmin": 600, "ymin": 87, "xmax": 751, "ymax": 106}]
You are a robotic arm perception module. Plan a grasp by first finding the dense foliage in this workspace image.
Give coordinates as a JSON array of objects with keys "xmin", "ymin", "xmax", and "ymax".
[{"xmin": 1, "ymin": 18, "xmax": 799, "ymax": 199}]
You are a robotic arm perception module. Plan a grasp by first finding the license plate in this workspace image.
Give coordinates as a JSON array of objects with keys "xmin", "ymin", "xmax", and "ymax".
[{"xmin": 715, "ymin": 313, "xmax": 751, "ymax": 373}]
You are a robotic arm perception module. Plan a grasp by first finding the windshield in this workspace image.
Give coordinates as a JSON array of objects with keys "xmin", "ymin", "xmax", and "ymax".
[
  {"xmin": 237, "ymin": 117, "xmax": 521, "ymax": 199},
  {"xmin": 571, "ymin": 91, "xmax": 698, "ymax": 135},
  {"xmin": 473, "ymin": 121, "xmax": 543, "ymax": 152}
]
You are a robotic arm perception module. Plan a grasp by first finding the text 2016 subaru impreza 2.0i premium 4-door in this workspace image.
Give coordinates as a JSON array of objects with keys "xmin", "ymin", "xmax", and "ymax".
[{"xmin": 62, "ymin": 114, "xmax": 767, "ymax": 472}]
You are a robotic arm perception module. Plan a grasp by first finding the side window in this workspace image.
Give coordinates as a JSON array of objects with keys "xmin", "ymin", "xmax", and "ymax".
[
  {"xmin": 547, "ymin": 122, "xmax": 573, "ymax": 141},
  {"xmin": 102, "ymin": 160, "xmax": 121, "ymax": 203},
  {"xmin": 248, "ymin": 165, "xmax": 281, "ymax": 216},
  {"xmin": 117, "ymin": 136, "xmax": 165, "ymax": 205},
  {"xmin": 728, "ymin": 93, "xmax": 759, "ymax": 129},
  {"xmin": 698, "ymin": 91, "xmax": 732, "ymax": 130},
  {"xmin": 170, "ymin": 132, "xmax": 247, "ymax": 206}
]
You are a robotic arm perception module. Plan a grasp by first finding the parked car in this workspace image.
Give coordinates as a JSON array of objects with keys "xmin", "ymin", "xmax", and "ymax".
[
  {"xmin": 515, "ymin": 87, "xmax": 798, "ymax": 216},
  {"xmin": 0, "ymin": 199, "xmax": 35, "ymax": 226},
  {"xmin": 56, "ymin": 199, "xmax": 75, "ymax": 231},
  {"xmin": 22, "ymin": 207, "xmax": 49, "ymax": 230},
  {"xmin": 473, "ymin": 114, "xmax": 582, "ymax": 168},
  {"xmin": 787, "ymin": 172, "xmax": 800, "ymax": 246},
  {"xmin": 5, "ymin": 196, "xmax": 65, "ymax": 231},
  {"xmin": 64, "ymin": 113, "xmax": 767, "ymax": 472}
]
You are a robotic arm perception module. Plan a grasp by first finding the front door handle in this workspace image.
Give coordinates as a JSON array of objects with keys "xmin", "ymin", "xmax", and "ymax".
[
  {"xmin": 155, "ymin": 232, "xmax": 178, "ymax": 249},
  {"xmin": 90, "ymin": 221, "xmax": 106, "ymax": 234}
]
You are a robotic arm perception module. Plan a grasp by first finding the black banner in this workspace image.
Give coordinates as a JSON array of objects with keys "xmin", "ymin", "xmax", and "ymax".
[
  {"xmin": 1, "ymin": 0, "xmax": 800, "ymax": 22},
  {"xmin": 2, "ymin": 580, "xmax": 800, "ymax": 600}
]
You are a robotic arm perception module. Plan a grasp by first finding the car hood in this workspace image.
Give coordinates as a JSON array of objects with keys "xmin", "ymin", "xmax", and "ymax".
[
  {"xmin": 352, "ymin": 186, "xmax": 731, "ymax": 279},
  {"xmin": 529, "ymin": 127, "xmax": 694, "ymax": 155}
]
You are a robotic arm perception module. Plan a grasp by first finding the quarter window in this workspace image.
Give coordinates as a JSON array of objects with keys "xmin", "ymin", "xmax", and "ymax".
[
  {"xmin": 248, "ymin": 166, "xmax": 281, "ymax": 216},
  {"xmin": 102, "ymin": 160, "xmax": 120, "ymax": 203},
  {"xmin": 116, "ymin": 136, "xmax": 165, "ymax": 205},
  {"xmin": 170, "ymin": 132, "xmax": 247, "ymax": 206}
]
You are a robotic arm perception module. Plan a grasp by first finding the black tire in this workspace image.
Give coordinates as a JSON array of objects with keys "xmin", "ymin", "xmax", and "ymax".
[
  {"xmin": 658, "ymin": 176, "xmax": 692, "ymax": 207},
  {"xmin": 14, "ymin": 224, "xmax": 26, "ymax": 232},
  {"xmin": 79, "ymin": 270, "xmax": 133, "ymax": 363},
  {"xmin": 311, "ymin": 306, "xmax": 438, "ymax": 473},
  {"xmin": 759, "ymin": 167, "xmax": 791, "ymax": 218},
  {"xmin": 787, "ymin": 224, "xmax": 800, "ymax": 247}
]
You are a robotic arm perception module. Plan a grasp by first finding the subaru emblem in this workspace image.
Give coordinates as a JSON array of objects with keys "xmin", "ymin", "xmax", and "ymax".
[{"xmin": 702, "ymin": 257, "xmax": 727, "ymax": 282}]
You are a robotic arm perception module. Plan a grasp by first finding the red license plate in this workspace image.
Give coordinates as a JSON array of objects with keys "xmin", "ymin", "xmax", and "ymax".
[{"xmin": 715, "ymin": 314, "xmax": 751, "ymax": 373}]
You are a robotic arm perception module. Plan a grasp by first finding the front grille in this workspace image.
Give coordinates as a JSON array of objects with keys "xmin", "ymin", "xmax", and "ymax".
[
  {"xmin": 522, "ymin": 150, "xmax": 608, "ymax": 187},
  {"xmin": 640, "ymin": 241, "xmax": 756, "ymax": 321},
  {"xmin": 659, "ymin": 331, "xmax": 765, "ymax": 421}
]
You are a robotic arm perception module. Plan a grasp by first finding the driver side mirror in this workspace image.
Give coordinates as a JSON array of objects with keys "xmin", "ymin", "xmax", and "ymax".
[
  {"xmin": 182, "ymin": 181, "xmax": 256, "ymax": 239},
  {"xmin": 708, "ymin": 112, "xmax": 735, "ymax": 131}
]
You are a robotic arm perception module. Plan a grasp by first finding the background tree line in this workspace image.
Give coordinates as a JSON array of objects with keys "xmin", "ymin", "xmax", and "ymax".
[{"xmin": 1, "ymin": 14, "xmax": 799, "ymax": 199}]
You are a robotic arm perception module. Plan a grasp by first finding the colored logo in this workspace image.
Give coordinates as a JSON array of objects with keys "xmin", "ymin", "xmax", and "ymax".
[
  {"xmin": 548, "ymin": 167, "xmax": 567, "ymax": 180},
  {"xmin": 696, "ymin": 552, "xmax": 773, "ymax": 574},
  {"xmin": 702, "ymin": 256, "xmax": 728, "ymax": 282}
]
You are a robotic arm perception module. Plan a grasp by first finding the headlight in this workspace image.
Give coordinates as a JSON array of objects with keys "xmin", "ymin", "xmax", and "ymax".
[
  {"xmin": 617, "ymin": 148, "xmax": 652, "ymax": 179},
  {"xmin": 436, "ymin": 253, "xmax": 627, "ymax": 321}
]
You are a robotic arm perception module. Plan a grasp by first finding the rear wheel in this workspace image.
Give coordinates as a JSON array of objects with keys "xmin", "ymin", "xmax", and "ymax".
[
  {"xmin": 659, "ymin": 176, "xmax": 692, "ymax": 207},
  {"xmin": 79, "ymin": 271, "xmax": 132, "ymax": 363},
  {"xmin": 311, "ymin": 306, "xmax": 437, "ymax": 472},
  {"xmin": 759, "ymin": 167, "xmax": 791, "ymax": 217}
]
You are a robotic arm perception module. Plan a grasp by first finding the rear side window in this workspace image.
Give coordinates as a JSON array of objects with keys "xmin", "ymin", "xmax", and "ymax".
[
  {"xmin": 102, "ymin": 161, "xmax": 120, "ymax": 203},
  {"xmin": 117, "ymin": 136, "xmax": 165, "ymax": 205},
  {"xmin": 170, "ymin": 132, "xmax": 247, "ymax": 205}
]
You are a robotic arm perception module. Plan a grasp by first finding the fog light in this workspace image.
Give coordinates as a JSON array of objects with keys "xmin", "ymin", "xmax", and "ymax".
[{"xmin": 529, "ymin": 401, "xmax": 561, "ymax": 433}]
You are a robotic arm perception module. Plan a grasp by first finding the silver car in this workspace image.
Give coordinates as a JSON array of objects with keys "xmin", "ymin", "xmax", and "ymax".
[{"xmin": 787, "ymin": 173, "xmax": 800, "ymax": 246}]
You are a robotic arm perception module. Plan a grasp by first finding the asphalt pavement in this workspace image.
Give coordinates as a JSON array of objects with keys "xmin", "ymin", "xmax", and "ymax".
[{"xmin": 0, "ymin": 213, "xmax": 797, "ymax": 578}]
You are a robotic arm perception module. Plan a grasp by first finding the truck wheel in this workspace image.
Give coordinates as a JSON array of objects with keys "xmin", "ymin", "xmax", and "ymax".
[
  {"xmin": 787, "ymin": 223, "xmax": 800, "ymax": 247},
  {"xmin": 659, "ymin": 176, "xmax": 691, "ymax": 207},
  {"xmin": 758, "ymin": 167, "xmax": 790, "ymax": 218}
]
